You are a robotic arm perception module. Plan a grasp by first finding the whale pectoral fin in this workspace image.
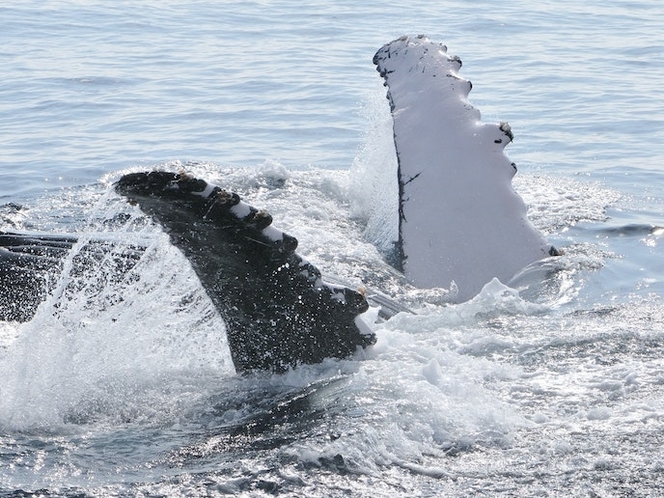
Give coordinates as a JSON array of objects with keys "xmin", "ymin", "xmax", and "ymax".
[
  {"xmin": 374, "ymin": 35, "xmax": 555, "ymax": 301},
  {"xmin": 1, "ymin": 173, "xmax": 375, "ymax": 372},
  {"xmin": 115, "ymin": 171, "xmax": 375, "ymax": 372}
]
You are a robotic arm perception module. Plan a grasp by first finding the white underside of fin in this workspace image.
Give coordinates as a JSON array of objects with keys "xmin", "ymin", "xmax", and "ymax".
[{"xmin": 375, "ymin": 36, "xmax": 551, "ymax": 302}]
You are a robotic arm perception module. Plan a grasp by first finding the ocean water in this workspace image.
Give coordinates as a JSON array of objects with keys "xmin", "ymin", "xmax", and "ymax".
[{"xmin": 1, "ymin": 1, "xmax": 664, "ymax": 496}]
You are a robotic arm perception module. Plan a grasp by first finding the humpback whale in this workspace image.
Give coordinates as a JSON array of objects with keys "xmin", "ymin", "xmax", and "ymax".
[{"xmin": 0, "ymin": 36, "xmax": 555, "ymax": 371}]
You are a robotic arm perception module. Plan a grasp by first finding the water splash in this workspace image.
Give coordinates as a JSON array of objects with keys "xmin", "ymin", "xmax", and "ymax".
[{"xmin": 0, "ymin": 186, "xmax": 233, "ymax": 432}]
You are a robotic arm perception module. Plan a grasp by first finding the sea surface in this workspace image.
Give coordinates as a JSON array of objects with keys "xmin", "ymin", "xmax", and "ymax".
[{"xmin": 1, "ymin": 1, "xmax": 664, "ymax": 496}]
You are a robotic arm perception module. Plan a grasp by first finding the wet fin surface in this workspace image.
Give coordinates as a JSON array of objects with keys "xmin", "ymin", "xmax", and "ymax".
[{"xmin": 374, "ymin": 35, "xmax": 554, "ymax": 301}]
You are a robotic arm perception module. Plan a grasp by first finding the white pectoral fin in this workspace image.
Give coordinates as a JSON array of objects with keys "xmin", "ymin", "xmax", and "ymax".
[{"xmin": 375, "ymin": 36, "xmax": 554, "ymax": 302}]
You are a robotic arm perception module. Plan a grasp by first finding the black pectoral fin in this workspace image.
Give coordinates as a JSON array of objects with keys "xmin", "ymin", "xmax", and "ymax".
[{"xmin": 115, "ymin": 171, "xmax": 374, "ymax": 372}]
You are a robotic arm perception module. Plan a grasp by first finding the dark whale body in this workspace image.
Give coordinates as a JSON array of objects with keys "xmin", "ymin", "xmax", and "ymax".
[{"xmin": 0, "ymin": 172, "xmax": 374, "ymax": 372}]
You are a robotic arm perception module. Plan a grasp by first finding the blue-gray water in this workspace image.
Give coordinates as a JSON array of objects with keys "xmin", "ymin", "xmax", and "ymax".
[{"xmin": 1, "ymin": 1, "xmax": 664, "ymax": 496}]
